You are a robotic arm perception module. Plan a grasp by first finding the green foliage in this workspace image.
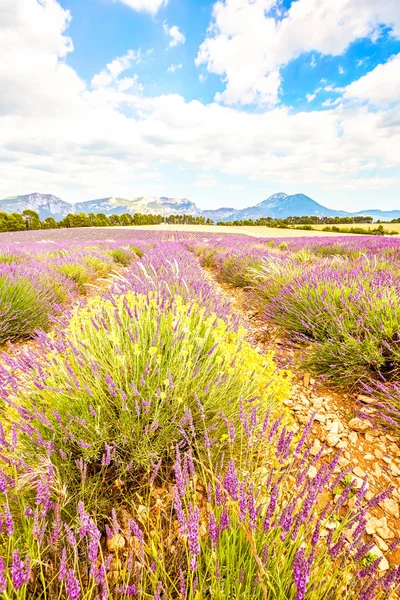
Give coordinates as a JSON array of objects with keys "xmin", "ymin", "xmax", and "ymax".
[
  {"xmin": 21, "ymin": 293, "xmax": 290, "ymax": 500},
  {"xmin": 54, "ymin": 263, "xmax": 92, "ymax": 291},
  {"xmin": 107, "ymin": 248, "xmax": 136, "ymax": 266},
  {"xmin": 0, "ymin": 252, "xmax": 24, "ymax": 264},
  {"xmin": 0, "ymin": 275, "xmax": 59, "ymax": 343},
  {"xmin": 129, "ymin": 245, "xmax": 144, "ymax": 258},
  {"xmin": 84, "ymin": 256, "xmax": 112, "ymax": 277}
]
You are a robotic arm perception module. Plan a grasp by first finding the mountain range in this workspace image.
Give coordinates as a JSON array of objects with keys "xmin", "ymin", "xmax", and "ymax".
[{"xmin": 1, "ymin": 192, "xmax": 399, "ymax": 222}]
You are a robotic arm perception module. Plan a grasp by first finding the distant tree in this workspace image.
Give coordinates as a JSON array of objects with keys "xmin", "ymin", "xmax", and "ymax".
[
  {"xmin": 22, "ymin": 209, "xmax": 42, "ymax": 230},
  {"xmin": 42, "ymin": 217, "xmax": 58, "ymax": 229},
  {"xmin": 109, "ymin": 214, "xmax": 121, "ymax": 226}
]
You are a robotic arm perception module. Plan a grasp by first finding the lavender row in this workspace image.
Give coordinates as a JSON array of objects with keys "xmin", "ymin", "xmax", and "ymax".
[{"xmin": 190, "ymin": 236, "xmax": 400, "ymax": 433}]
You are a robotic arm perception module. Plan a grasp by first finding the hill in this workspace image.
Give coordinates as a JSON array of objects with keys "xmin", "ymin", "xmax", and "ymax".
[{"xmin": 1, "ymin": 192, "xmax": 399, "ymax": 222}]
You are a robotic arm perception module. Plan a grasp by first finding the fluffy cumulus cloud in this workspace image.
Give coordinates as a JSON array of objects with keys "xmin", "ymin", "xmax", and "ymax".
[
  {"xmin": 91, "ymin": 49, "xmax": 142, "ymax": 88},
  {"xmin": 1, "ymin": 0, "xmax": 400, "ymax": 202},
  {"xmin": 163, "ymin": 23, "xmax": 186, "ymax": 48},
  {"xmin": 196, "ymin": 0, "xmax": 400, "ymax": 106},
  {"xmin": 116, "ymin": 0, "xmax": 168, "ymax": 15},
  {"xmin": 344, "ymin": 53, "xmax": 400, "ymax": 107}
]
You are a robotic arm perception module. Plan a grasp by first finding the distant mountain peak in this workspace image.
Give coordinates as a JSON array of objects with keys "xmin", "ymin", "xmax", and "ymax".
[{"xmin": 0, "ymin": 191, "xmax": 399, "ymax": 223}]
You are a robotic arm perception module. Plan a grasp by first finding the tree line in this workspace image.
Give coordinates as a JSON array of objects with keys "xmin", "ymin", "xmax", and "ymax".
[
  {"xmin": 0, "ymin": 210, "xmax": 213, "ymax": 232},
  {"xmin": 0, "ymin": 209, "xmax": 394, "ymax": 234},
  {"xmin": 217, "ymin": 215, "xmax": 375, "ymax": 226}
]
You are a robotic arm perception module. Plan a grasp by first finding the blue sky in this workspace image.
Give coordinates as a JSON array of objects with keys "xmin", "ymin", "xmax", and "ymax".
[{"xmin": 1, "ymin": 0, "xmax": 400, "ymax": 212}]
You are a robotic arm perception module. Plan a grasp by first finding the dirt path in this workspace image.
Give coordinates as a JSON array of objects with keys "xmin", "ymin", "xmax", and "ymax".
[{"xmin": 202, "ymin": 267, "xmax": 400, "ymax": 569}]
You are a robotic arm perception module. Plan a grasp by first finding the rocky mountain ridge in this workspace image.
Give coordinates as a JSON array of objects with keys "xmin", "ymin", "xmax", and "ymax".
[{"xmin": 1, "ymin": 192, "xmax": 399, "ymax": 222}]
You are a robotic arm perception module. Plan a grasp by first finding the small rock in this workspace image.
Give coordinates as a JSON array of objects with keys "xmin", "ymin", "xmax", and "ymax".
[
  {"xmin": 366, "ymin": 517, "xmax": 382, "ymax": 535},
  {"xmin": 298, "ymin": 415, "xmax": 311, "ymax": 425},
  {"xmin": 348, "ymin": 418, "xmax": 369, "ymax": 432},
  {"xmin": 376, "ymin": 525, "xmax": 395, "ymax": 540},
  {"xmin": 370, "ymin": 544, "xmax": 383, "ymax": 558},
  {"xmin": 326, "ymin": 433, "xmax": 340, "ymax": 447},
  {"xmin": 379, "ymin": 556, "xmax": 390, "ymax": 571},
  {"xmin": 383, "ymin": 498, "xmax": 400, "ymax": 518},
  {"xmin": 374, "ymin": 449, "xmax": 383, "ymax": 460},
  {"xmin": 390, "ymin": 464, "xmax": 400, "ymax": 476},
  {"xmin": 312, "ymin": 398, "xmax": 323, "ymax": 409},
  {"xmin": 373, "ymin": 463, "xmax": 382, "ymax": 478},
  {"xmin": 308, "ymin": 466, "xmax": 317, "ymax": 479},
  {"xmin": 374, "ymin": 536, "xmax": 389, "ymax": 552},
  {"xmin": 314, "ymin": 413, "xmax": 326, "ymax": 423},
  {"xmin": 363, "ymin": 454, "xmax": 374, "ymax": 460},
  {"xmin": 353, "ymin": 467, "xmax": 366, "ymax": 478},
  {"xmin": 348, "ymin": 432, "xmax": 358, "ymax": 445},
  {"xmin": 329, "ymin": 421, "xmax": 340, "ymax": 435},
  {"xmin": 303, "ymin": 373, "xmax": 310, "ymax": 387},
  {"xmin": 310, "ymin": 439, "xmax": 322, "ymax": 456},
  {"xmin": 107, "ymin": 533, "xmax": 126, "ymax": 552}
]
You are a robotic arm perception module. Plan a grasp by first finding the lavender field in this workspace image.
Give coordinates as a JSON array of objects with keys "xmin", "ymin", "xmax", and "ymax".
[{"xmin": 0, "ymin": 231, "xmax": 399, "ymax": 599}]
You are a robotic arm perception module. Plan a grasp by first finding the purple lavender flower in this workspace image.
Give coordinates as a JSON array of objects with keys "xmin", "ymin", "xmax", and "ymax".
[
  {"xmin": 173, "ymin": 487, "xmax": 187, "ymax": 535},
  {"xmin": 223, "ymin": 459, "xmax": 239, "ymax": 500},
  {"xmin": 116, "ymin": 584, "xmax": 138, "ymax": 596},
  {"xmin": 11, "ymin": 550, "xmax": 30, "ymax": 590},
  {"xmin": 187, "ymin": 503, "xmax": 200, "ymax": 570},
  {"xmin": 58, "ymin": 548, "xmax": 67, "ymax": 581},
  {"xmin": 0, "ymin": 557, "xmax": 6, "ymax": 593},
  {"xmin": 263, "ymin": 483, "xmax": 278, "ymax": 532},
  {"xmin": 4, "ymin": 503, "xmax": 14, "ymax": 537},
  {"xmin": 292, "ymin": 547, "xmax": 309, "ymax": 600},
  {"xmin": 65, "ymin": 568, "xmax": 81, "ymax": 600}
]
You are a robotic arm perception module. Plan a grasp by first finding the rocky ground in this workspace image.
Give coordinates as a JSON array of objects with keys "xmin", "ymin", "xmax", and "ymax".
[{"xmin": 204, "ymin": 268, "xmax": 400, "ymax": 569}]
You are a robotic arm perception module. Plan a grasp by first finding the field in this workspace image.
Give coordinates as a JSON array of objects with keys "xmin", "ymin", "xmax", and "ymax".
[
  {"xmin": 307, "ymin": 223, "xmax": 400, "ymax": 233},
  {"xmin": 0, "ymin": 223, "xmax": 359, "ymax": 243},
  {"xmin": 0, "ymin": 230, "xmax": 399, "ymax": 598}
]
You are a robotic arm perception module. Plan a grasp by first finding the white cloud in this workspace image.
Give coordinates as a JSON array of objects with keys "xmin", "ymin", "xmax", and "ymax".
[
  {"xmin": 306, "ymin": 93, "xmax": 316, "ymax": 102},
  {"xmin": 194, "ymin": 174, "xmax": 218, "ymax": 188},
  {"xmin": 116, "ymin": 0, "xmax": 168, "ymax": 15},
  {"xmin": 196, "ymin": 0, "xmax": 400, "ymax": 106},
  {"xmin": 163, "ymin": 23, "xmax": 186, "ymax": 48},
  {"xmin": 1, "ymin": 0, "xmax": 400, "ymax": 205},
  {"xmin": 167, "ymin": 63, "xmax": 182, "ymax": 73},
  {"xmin": 344, "ymin": 53, "xmax": 400, "ymax": 106},
  {"xmin": 228, "ymin": 184, "xmax": 245, "ymax": 190},
  {"xmin": 322, "ymin": 98, "xmax": 340, "ymax": 107},
  {"xmin": 310, "ymin": 55, "xmax": 316, "ymax": 68},
  {"xmin": 91, "ymin": 49, "xmax": 142, "ymax": 88},
  {"xmin": 338, "ymin": 66, "xmax": 345, "ymax": 75}
]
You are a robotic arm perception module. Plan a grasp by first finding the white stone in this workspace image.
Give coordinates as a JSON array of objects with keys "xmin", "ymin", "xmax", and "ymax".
[{"xmin": 348, "ymin": 418, "xmax": 369, "ymax": 432}]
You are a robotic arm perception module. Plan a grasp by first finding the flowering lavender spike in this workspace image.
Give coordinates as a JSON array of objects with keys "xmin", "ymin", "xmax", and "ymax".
[
  {"xmin": 65, "ymin": 568, "xmax": 81, "ymax": 600},
  {"xmin": 187, "ymin": 503, "xmax": 200, "ymax": 571},
  {"xmin": 0, "ymin": 557, "xmax": 6, "ymax": 593}
]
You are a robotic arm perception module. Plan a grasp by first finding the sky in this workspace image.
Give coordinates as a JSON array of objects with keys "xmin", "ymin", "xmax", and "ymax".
[{"xmin": 1, "ymin": 0, "xmax": 400, "ymax": 212}]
